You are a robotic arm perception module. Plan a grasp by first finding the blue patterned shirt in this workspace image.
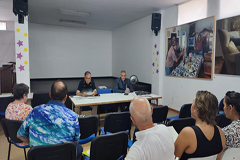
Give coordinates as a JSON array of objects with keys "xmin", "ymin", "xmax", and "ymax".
[{"xmin": 17, "ymin": 100, "xmax": 80, "ymax": 146}]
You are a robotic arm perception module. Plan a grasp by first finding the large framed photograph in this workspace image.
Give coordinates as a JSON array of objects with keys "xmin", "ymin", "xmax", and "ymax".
[
  {"xmin": 165, "ymin": 16, "xmax": 215, "ymax": 79},
  {"xmin": 215, "ymin": 15, "xmax": 240, "ymax": 75}
]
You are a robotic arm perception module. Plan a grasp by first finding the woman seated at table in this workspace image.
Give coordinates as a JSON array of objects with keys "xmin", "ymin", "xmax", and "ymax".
[
  {"xmin": 5, "ymin": 83, "xmax": 32, "ymax": 120},
  {"xmin": 222, "ymin": 91, "xmax": 240, "ymax": 148},
  {"xmin": 174, "ymin": 90, "xmax": 225, "ymax": 160}
]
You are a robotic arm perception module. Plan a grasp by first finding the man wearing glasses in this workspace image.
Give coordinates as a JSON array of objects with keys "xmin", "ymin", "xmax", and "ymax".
[
  {"xmin": 76, "ymin": 71, "xmax": 98, "ymax": 115},
  {"xmin": 76, "ymin": 71, "xmax": 97, "ymax": 97}
]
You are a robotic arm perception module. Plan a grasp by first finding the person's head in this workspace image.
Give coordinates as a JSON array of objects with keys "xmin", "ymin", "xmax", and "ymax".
[
  {"xmin": 224, "ymin": 91, "xmax": 240, "ymax": 120},
  {"xmin": 50, "ymin": 80, "xmax": 67, "ymax": 102},
  {"xmin": 129, "ymin": 97, "xmax": 153, "ymax": 130},
  {"xmin": 191, "ymin": 90, "xmax": 218, "ymax": 125},
  {"xmin": 120, "ymin": 70, "xmax": 126, "ymax": 82},
  {"xmin": 172, "ymin": 41, "xmax": 178, "ymax": 50},
  {"xmin": 84, "ymin": 71, "xmax": 91, "ymax": 85},
  {"xmin": 197, "ymin": 34, "xmax": 201, "ymax": 40},
  {"xmin": 13, "ymin": 83, "xmax": 29, "ymax": 102}
]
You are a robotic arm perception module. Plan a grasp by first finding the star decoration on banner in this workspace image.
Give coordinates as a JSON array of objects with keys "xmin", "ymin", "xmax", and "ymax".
[
  {"xmin": 24, "ymin": 61, "xmax": 28, "ymax": 65},
  {"xmin": 154, "ymin": 44, "xmax": 157, "ymax": 48},
  {"xmin": 153, "ymin": 72, "xmax": 154, "ymax": 74},
  {"xmin": 18, "ymin": 65, "xmax": 25, "ymax": 71},
  {"xmin": 155, "ymin": 58, "xmax": 157, "ymax": 61},
  {"xmin": 157, "ymin": 64, "xmax": 159, "ymax": 67},
  {"xmin": 153, "ymin": 52, "xmax": 155, "ymax": 55},
  {"xmin": 17, "ymin": 40, "xmax": 23, "ymax": 47},
  {"xmin": 152, "ymin": 62, "xmax": 155, "ymax": 66},
  {"xmin": 24, "ymin": 33, "xmax": 28, "ymax": 37},
  {"xmin": 24, "ymin": 48, "xmax": 28, "ymax": 52},
  {"xmin": 156, "ymin": 51, "xmax": 159, "ymax": 55},
  {"xmin": 156, "ymin": 69, "xmax": 159, "ymax": 74},
  {"xmin": 17, "ymin": 52, "xmax": 23, "ymax": 59},
  {"xmin": 16, "ymin": 28, "xmax": 20, "ymax": 32}
]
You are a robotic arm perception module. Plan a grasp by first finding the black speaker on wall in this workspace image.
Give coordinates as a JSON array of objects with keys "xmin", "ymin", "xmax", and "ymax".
[
  {"xmin": 13, "ymin": 0, "xmax": 28, "ymax": 24},
  {"xmin": 151, "ymin": 13, "xmax": 161, "ymax": 36}
]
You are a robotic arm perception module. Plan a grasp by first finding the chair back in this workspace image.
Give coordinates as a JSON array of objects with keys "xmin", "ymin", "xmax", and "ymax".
[
  {"xmin": 104, "ymin": 112, "xmax": 131, "ymax": 135},
  {"xmin": 78, "ymin": 115, "xmax": 99, "ymax": 139},
  {"xmin": 167, "ymin": 117, "xmax": 196, "ymax": 134},
  {"xmin": 221, "ymin": 148, "xmax": 240, "ymax": 160},
  {"xmin": 31, "ymin": 93, "xmax": 50, "ymax": 107},
  {"xmin": 179, "ymin": 103, "xmax": 192, "ymax": 118},
  {"xmin": 218, "ymin": 98, "xmax": 224, "ymax": 111},
  {"xmin": 97, "ymin": 88, "xmax": 111, "ymax": 94},
  {"xmin": 215, "ymin": 113, "xmax": 231, "ymax": 128},
  {"xmin": 152, "ymin": 105, "xmax": 168, "ymax": 123},
  {"xmin": 1, "ymin": 118, "xmax": 24, "ymax": 143},
  {"xmin": 188, "ymin": 154, "xmax": 217, "ymax": 160},
  {"xmin": 27, "ymin": 142, "xmax": 76, "ymax": 160},
  {"xmin": 90, "ymin": 132, "xmax": 128, "ymax": 160}
]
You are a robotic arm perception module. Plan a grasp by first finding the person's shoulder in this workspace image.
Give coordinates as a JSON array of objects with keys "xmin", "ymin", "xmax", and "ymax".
[
  {"xmin": 79, "ymin": 79, "xmax": 84, "ymax": 83},
  {"xmin": 61, "ymin": 106, "xmax": 78, "ymax": 118},
  {"xmin": 25, "ymin": 104, "xmax": 33, "ymax": 109},
  {"xmin": 115, "ymin": 78, "xmax": 121, "ymax": 82},
  {"xmin": 179, "ymin": 126, "xmax": 195, "ymax": 137},
  {"xmin": 6, "ymin": 102, "xmax": 13, "ymax": 109}
]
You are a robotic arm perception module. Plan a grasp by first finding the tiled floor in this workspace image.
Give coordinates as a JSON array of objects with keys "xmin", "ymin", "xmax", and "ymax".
[{"xmin": 0, "ymin": 109, "xmax": 178, "ymax": 160}]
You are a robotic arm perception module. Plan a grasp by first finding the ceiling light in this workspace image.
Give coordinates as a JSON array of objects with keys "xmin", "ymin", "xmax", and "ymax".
[
  {"xmin": 59, "ymin": 19, "xmax": 86, "ymax": 25},
  {"xmin": 59, "ymin": 8, "xmax": 91, "ymax": 17}
]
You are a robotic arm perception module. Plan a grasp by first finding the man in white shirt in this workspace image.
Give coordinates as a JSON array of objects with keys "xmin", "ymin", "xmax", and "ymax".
[{"xmin": 125, "ymin": 97, "xmax": 175, "ymax": 160}]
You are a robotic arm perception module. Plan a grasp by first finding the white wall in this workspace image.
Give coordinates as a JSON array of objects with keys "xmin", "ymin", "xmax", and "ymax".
[
  {"xmin": 6, "ymin": 21, "xmax": 14, "ymax": 31},
  {"xmin": 29, "ymin": 23, "xmax": 112, "ymax": 78},
  {"xmin": 0, "ymin": 31, "xmax": 15, "ymax": 66},
  {"xmin": 160, "ymin": 0, "xmax": 240, "ymax": 111},
  {"xmin": 15, "ymin": 16, "xmax": 30, "ymax": 87},
  {"xmin": 112, "ymin": 15, "xmax": 153, "ymax": 83}
]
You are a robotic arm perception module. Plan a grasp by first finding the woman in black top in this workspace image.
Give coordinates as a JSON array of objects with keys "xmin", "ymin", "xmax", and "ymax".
[{"xmin": 174, "ymin": 91, "xmax": 226, "ymax": 160}]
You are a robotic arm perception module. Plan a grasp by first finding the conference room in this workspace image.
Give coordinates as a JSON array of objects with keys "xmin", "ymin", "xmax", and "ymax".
[{"xmin": 0, "ymin": 0, "xmax": 240, "ymax": 159}]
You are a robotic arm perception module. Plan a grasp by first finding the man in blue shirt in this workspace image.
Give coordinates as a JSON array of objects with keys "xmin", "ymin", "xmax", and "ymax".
[
  {"xmin": 114, "ymin": 70, "xmax": 134, "ymax": 111},
  {"xmin": 17, "ymin": 80, "xmax": 83, "ymax": 159},
  {"xmin": 114, "ymin": 70, "xmax": 134, "ymax": 93}
]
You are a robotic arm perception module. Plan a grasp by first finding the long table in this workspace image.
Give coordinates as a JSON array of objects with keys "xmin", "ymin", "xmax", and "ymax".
[{"xmin": 69, "ymin": 93, "xmax": 162, "ymax": 114}]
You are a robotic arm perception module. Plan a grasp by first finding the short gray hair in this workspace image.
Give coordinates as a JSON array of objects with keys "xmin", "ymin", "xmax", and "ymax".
[{"xmin": 121, "ymin": 70, "xmax": 126, "ymax": 74}]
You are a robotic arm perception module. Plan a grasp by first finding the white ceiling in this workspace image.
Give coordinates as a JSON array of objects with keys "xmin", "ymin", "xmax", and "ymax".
[{"xmin": 0, "ymin": 0, "xmax": 191, "ymax": 30}]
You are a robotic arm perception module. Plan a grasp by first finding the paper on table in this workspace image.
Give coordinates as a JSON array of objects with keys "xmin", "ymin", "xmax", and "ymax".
[{"xmin": 82, "ymin": 149, "xmax": 90, "ymax": 157}]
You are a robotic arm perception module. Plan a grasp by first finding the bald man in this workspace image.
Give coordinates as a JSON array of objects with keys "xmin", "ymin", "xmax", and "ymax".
[
  {"xmin": 125, "ymin": 97, "xmax": 175, "ymax": 160},
  {"xmin": 17, "ymin": 80, "xmax": 83, "ymax": 160}
]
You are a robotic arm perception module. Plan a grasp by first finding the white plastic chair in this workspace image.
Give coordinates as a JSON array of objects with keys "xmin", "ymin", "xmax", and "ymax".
[{"xmin": 221, "ymin": 148, "xmax": 240, "ymax": 160}]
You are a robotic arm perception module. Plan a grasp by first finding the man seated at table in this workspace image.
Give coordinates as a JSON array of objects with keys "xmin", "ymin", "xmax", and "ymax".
[
  {"xmin": 114, "ymin": 70, "xmax": 134, "ymax": 93},
  {"xmin": 125, "ymin": 97, "xmax": 175, "ymax": 160},
  {"xmin": 114, "ymin": 70, "xmax": 134, "ymax": 111},
  {"xmin": 76, "ymin": 71, "xmax": 98, "ymax": 115},
  {"xmin": 76, "ymin": 71, "xmax": 97, "ymax": 97},
  {"xmin": 17, "ymin": 80, "xmax": 83, "ymax": 160}
]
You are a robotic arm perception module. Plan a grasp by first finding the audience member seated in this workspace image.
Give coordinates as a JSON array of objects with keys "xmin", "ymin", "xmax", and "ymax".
[
  {"xmin": 222, "ymin": 91, "xmax": 240, "ymax": 148},
  {"xmin": 17, "ymin": 80, "xmax": 83, "ymax": 160},
  {"xmin": 114, "ymin": 70, "xmax": 134, "ymax": 112},
  {"xmin": 174, "ymin": 91, "xmax": 225, "ymax": 160},
  {"xmin": 125, "ymin": 97, "xmax": 175, "ymax": 160},
  {"xmin": 5, "ymin": 83, "xmax": 32, "ymax": 120}
]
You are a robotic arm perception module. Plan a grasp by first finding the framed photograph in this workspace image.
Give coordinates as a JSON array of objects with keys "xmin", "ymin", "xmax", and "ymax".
[
  {"xmin": 215, "ymin": 15, "xmax": 240, "ymax": 75},
  {"xmin": 165, "ymin": 16, "xmax": 215, "ymax": 79}
]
